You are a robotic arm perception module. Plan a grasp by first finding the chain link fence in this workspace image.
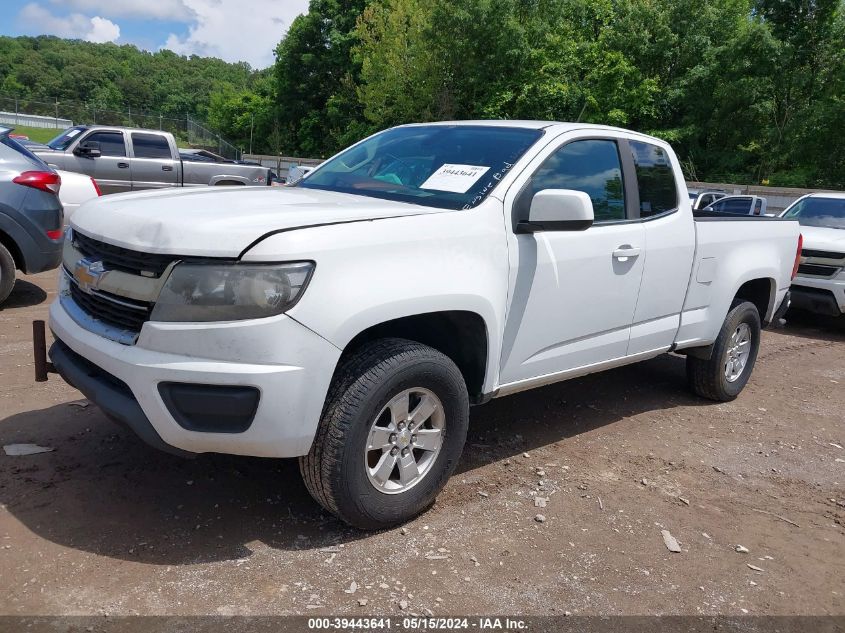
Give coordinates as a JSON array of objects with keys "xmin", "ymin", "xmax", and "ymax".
[{"xmin": 0, "ymin": 94, "xmax": 241, "ymax": 160}]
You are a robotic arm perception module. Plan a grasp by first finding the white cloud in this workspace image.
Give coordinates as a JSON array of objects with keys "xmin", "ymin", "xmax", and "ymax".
[
  {"xmin": 51, "ymin": 0, "xmax": 194, "ymax": 21},
  {"xmin": 17, "ymin": 3, "xmax": 120, "ymax": 43},
  {"xmin": 163, "ymin": 0, "xmax": 310, "ymax": 68},
  {"xmin": 87, "ymin": 15, "xmax": 121, "ymax": 43}
]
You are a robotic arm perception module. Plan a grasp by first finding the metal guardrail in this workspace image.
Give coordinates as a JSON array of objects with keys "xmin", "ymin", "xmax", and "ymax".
[
  {"xmin": 0, "ymin": 110, "xmax": 73, "ymax": 129},
  {"xmin": 0, "ymin": 94, "xmax": 241, "ymax": 160}
]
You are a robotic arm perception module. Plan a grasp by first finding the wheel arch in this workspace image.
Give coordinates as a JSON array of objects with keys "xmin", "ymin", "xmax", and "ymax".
[
  {"xmin": 732, "ymin": 276, "xmax": 776, "ymax": 324},
  {"xmin": 0, "ymin": 227, "xmax": 24, "ymax": 270},
  {"xmin": 338, "ymin": 310, "xmax": 490, "ymax": 403}
]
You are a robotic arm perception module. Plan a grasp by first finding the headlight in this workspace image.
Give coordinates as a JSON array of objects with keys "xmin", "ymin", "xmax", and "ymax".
[{"xmin": 150, "ymin": 262, "xmax": 314, "ymax": 322}]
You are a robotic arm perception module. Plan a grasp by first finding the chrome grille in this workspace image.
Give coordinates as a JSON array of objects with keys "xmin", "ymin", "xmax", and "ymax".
[
  {"xmin": 797, "ymin": 249, "xmax": 844, "ymax": 279},
  {"xmin": 68, "ymin": 275, "xmax": 153, "ymax": 333},
  {"xmin": 73, "ymin": 231, "xmax": 174, "ymax": 278},
  {"xmin": 801, "ymin": 249, "xmax": 845, "ymax": 261},
  {"xmin": 797, "ymin": 263, "xmax": 840, "ymax": 278}
]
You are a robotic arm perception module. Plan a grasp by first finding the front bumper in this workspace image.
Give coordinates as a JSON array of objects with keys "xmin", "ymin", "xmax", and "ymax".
[
  {"xmin": 790, "ymin": 275, "xmax": 845, "ymax": 317},
  {"xmin": 49, "ymin": 297, "xmax": 342, "ymax": 458}
]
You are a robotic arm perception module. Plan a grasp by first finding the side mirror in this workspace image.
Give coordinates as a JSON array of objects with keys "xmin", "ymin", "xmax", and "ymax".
[
  {"xmin": 74, "ymin": 140, "xmax": 101, "ymax": 158},
  {"xmin": 516, "ymin": 189, "xmax": 595, "ymax": 233}
]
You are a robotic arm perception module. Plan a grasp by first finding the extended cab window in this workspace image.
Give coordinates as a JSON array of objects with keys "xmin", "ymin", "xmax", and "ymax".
[
  {"xmin": 85, "ymin": 132, "xmax": 126, "ymax": 157},
  {"xmin": 132, "ymin": 133, "xmax": 171, "ymax": 159},
  {"xmin": 630, "ymin": 141, "xmax": 677, "ymax": 217},
  {"xmin": 520, "ymin": 139, "xmax": 626, "ymax": 222}
]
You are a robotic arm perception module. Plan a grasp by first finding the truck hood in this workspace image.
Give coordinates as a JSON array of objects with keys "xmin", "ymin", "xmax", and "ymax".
[
  {"xmin": 70, "ymin": 186, "xmax": 445, "ymax": 257},
  {"xmin": 799, "ymin": 225, "xmax": 845, "ymax": 253}
]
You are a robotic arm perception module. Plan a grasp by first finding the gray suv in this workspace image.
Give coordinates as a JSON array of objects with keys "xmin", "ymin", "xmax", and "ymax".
[{"xmin": 0, "ymin": 127, "xmax": 64, "ymax": 305}]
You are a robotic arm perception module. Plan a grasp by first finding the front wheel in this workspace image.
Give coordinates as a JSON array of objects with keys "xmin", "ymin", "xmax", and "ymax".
[
  {"xmin": 686, "ymin": 300, "xmax": 761, "ymax": 401},
  {"xmin": 300, "ymin": 338, "xmax": 469, "ymax": 529}
]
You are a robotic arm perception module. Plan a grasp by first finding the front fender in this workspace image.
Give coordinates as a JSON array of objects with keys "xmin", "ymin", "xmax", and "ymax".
[{"xmin": 242, "ymin": 200, "xmax": 511, "ymax": 394}]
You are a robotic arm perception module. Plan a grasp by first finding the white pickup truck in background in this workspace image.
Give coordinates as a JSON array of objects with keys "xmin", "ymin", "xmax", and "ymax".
[
  {"xmin": 781, "ymin": 193, "xmax": 845, "ymax": 317},
  {"xmin": 46, "ymin": 121, "xmax": 801, "ymax": 528}
]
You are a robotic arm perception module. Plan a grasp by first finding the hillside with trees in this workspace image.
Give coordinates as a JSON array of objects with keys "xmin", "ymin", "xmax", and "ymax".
[
  {"xmin": 270, "ymin": 0, "xmax": 845, "ymax": 188},
  {"xmin": 1, "ymin": 0, "xmax": 843, "ymax": 188},
  {"xmin": 0, "ymin": 35, "xmax": 260, "ymax": 119}
]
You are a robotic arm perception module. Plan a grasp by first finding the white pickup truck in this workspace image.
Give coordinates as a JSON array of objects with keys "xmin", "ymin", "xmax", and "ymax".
[
  {"xmin": 780, "ymin": 193, "xmax": 845, "ymax": 317},
  {"xmin": 46, "ymin": 121, "xmax": 801, "ymax": 528}
]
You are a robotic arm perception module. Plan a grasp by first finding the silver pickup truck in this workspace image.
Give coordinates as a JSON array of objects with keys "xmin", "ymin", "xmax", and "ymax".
[{"xmin": 34, "ymin": 126, "xmax": 272, "ymax": 194}]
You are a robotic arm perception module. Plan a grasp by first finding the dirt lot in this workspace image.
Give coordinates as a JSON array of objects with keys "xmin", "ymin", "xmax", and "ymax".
[{"xmin": 0, "ymin": 271, "xmax": 843, "ymax": 617}]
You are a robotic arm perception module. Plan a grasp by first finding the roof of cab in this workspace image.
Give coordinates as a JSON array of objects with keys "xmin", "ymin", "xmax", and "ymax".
[
  {"xmin": 804, "ymin": 192, "xmax": 845, "ymax": 200},
  {"xmin": 396, "ymin": 120, "xmax": 669, "ymax": 142}
]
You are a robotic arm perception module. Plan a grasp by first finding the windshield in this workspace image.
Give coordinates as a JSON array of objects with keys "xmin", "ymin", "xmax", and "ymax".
[
  {"xmin": 783, "ymin": 197, "xmax": 845, "ymax": 229},
  {"xmin": 299, "ymin": 125, "xmax": 544, "ymax": 210},
  {"xmin": 47, "ymin": 126, "xmax": 88, "ymax": 150}
]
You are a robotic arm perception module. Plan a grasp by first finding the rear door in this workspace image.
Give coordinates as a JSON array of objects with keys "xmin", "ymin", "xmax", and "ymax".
[
  {"xmin": 626, "ymin": 139, "xmax": 696, "ymax": 355},
  {"xmin": 66, "ymin": 130, "xmax": 131, "ymax": 195},
  {"xmin": 128, "ymin": 132, "xmax": 179, "ymax": 190}
]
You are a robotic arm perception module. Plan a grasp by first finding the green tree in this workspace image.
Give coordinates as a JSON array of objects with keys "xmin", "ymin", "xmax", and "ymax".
[{"xmin": 274, "ymin": 0, "xmax": 369, "ymax": 156}]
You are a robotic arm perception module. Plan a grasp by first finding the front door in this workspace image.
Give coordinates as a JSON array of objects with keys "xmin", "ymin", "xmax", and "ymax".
[
  {"xmin": 67, "ymin": 130, "xmax": 131, "ymax": 195},
  {"xmin": 499, "ymin": 137, "xmax": 646, "ymax": 386}
]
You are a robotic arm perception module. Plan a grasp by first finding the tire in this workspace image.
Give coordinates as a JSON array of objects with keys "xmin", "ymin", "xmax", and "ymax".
[
  {"xmin": 0, "ymin": 242, "xmax": 16, "ymax": 306},
  {"xmin": 686, "ymin": 300, "xmax": 761, "ymax": 402},
  {"xmin": 300, "ymin": 338, "xmax": 469, "ymax": 530}
]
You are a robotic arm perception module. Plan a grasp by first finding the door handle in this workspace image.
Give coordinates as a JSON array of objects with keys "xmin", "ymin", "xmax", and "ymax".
[
  {"xmin": 162, "ymin": 165, "xmax": 174, "ymax": 172},
  {"xmin": 612, "ymin": 246, "xmax": 642, "ymax": 260},
  {"xmin": 117, "ymin": 162, "xmax": 129, "ymax": 169}
]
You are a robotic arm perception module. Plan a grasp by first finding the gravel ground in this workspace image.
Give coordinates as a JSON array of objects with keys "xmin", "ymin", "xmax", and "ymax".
[{"xmin": 0, "ymin": 271, "xmax": 843, "ymax": 617}]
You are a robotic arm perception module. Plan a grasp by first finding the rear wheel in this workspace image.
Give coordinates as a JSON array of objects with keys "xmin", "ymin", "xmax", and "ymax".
[
  {"xmin": 0, "ymin": 242, "xmax": 16, "ymax": 306},
  {"xmin": 300, "ymin": 338, "xmax": 469, "ymax": 529},
  {"xmin": 687, "ymin": 300, "xmax": 761, "ymax": 401}
]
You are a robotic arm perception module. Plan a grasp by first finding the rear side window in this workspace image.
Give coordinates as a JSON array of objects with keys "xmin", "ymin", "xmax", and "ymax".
[
  {"xmin": 132, "ymin": 133, "xmax": 171, "ymax": 159},
  {"xmin": 86, "ymin": 132, "xmax": 126, "ymax": 157},
  {"xmin": 630, "ymin": 141, "xmax": 678, "ymax": 217},
  {"xmin": 521, "ymin": 139, "xmax": 626, "ymax": 222}
]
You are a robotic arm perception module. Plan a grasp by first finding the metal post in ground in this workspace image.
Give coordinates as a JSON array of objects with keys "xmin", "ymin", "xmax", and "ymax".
[{"xmin": 249, "ymin": 113, "xmax": 254, "ymax": 155}]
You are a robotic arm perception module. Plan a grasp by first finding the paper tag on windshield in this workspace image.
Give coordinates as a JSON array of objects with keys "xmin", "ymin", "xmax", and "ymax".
[{"xmin": 420, "ymin": 164, "xmax": 490, "ymax": 193}]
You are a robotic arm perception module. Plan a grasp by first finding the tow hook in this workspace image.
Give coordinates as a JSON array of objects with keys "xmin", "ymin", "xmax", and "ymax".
[{"xmin": 33, "ymin": 320, "xmax": 56, "ymax": 382}]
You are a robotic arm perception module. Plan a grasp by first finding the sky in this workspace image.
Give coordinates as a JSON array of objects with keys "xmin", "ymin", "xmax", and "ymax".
[{"xmin": 3, "ymin": 0, "xmax": 311, "ymax": 69}]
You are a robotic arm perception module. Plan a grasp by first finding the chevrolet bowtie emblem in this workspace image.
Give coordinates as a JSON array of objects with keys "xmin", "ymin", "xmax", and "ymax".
[{"xmin": 73, "ymin": 258, "xmax": 106, "ymax": 293}]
